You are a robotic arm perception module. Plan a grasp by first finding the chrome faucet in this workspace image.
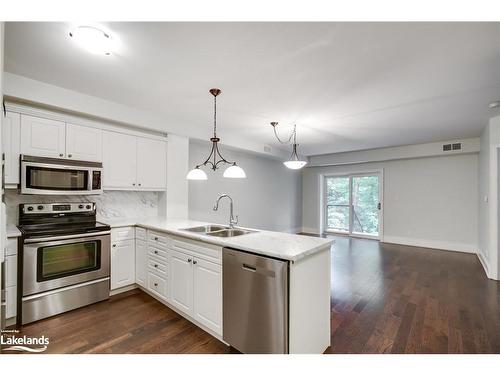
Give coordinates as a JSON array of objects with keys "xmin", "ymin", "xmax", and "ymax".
[{"xmin": 213, "ymin": 194, "xmax": 238, "ymax": 229}]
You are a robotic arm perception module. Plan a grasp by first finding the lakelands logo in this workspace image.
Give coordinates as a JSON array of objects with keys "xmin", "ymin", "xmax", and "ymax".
[{"xmin": 1, "ymin": 330, "xmax": 49, "ymax": 353}]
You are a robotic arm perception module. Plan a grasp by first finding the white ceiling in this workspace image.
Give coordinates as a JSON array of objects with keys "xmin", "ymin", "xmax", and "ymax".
[{"xmin": 5, "ymin": 22, "xmax": 500, "ymax": 156}]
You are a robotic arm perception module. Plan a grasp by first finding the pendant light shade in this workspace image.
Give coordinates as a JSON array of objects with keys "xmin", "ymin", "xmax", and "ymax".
[
  {"xmin": 223, "ymin": 163, "xmax": 247, "ymax": 178},
  {"xmin": 186, "ymin": 167, "xmax": 208, "ymax": 180},
  {"xmin": 283, "ymin": 160, "xmax": 307, "ymax": 170},
  {"xmin": 270, "ymin": 122, "xmax": 307, "ymax": 170},
  {"xmin": 187, "ymin": 88, "xmax": 246, "ymax": 180}
]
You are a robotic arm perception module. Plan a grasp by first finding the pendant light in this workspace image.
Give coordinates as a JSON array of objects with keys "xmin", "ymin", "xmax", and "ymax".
[
  {"xmin": 270, "ymin": 122, "xmax": 308, "ymax": 170},
  {"xmin": 187, "ymin": 89, "xmax": 246, "ymax": 180}
]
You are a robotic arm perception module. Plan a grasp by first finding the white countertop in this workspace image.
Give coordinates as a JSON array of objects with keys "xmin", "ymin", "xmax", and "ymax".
[
  {"xmin": 99, "ymin": 216, "xmax": 333, "ymax": 262},
  {"xmin": 7, "ymin": 224, "xmax": 21, "ymax": 238}
]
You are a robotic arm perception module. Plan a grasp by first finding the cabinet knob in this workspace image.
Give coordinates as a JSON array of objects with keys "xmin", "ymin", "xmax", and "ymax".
[
  {"xmin": 188, "ymin": 258, "xmax": 192, "ymax": 263},
  {"xmin": 59, "ymin": 153, "xmax": 64, "ymax": 157},
  {"xmin": 154, "ymin": 264, "xmax": 158, "ymax": 268},
  {"xmin": 68, "ymin": 154, "xmax": 72, "ymax": 158},
  {"xmin": 138, "ymin": 183, "xmax": 142, "ymax": 186},
  {"xmin": 112, "ymin": 244, "xmax": 116, "ymax": 247},
  {"xmin": 193, "ymin": 260, "xmax": 197, "ymax": 265},
  {"xmin": 154, "ymin": 282, "xmax": 158, "ymax": 287},
  {"xmin": 133, "ymin": 183, "xmax": 136, "ymax": 186},
  {"xmin": 154, "ymin": 237, "xmax": 158, "ymax": 241},
  {"xmin": 154, "ymin": 250, "xmax": 158, "ymax": 254}
]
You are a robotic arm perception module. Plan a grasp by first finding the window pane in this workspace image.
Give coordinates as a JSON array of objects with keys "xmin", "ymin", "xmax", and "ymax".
[
  {"xmin": 327, "ymin": 205, "xmax": 349, "ymax": 232},
  {"xmin": 352, "ymin": 176, "xmax": 379, "ymax": 236},
  {"xmin": 326, "ymin": 177, "xmax": 349, "ymax": 205}
]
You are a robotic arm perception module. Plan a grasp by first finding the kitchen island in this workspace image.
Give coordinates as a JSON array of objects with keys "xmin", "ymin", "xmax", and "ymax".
[{"xmin": 101, "ymin": 217, "xmax": 333, "ymax": 354}]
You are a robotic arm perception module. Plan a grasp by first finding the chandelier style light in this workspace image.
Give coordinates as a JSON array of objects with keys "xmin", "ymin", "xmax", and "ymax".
[
  {"xmin": 270, "ymin": 122, "xmax": 308, "ymax": 169},
  {"xmin": 187, "ymin": 89, "xmax": 246, "ymax": 180}
]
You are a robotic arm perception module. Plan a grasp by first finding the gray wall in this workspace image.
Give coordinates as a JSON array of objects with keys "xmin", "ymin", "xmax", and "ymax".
[
  {"xmin": 302, "ymin": 153, "xmax": 479, "ymax": 253},
  {"xmin": 188, "ymin": 141, "xmax": 302, "ymax": 232}
]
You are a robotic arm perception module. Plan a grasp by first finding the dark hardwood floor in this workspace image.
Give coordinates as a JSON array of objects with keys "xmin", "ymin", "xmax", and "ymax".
[{"xmin": 4, "ymin": 236, "xmax": 499, "ymax": 354}]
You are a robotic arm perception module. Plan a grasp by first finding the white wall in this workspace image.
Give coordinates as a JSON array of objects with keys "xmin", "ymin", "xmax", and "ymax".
[
  {"xmin": 478, "ymin": 125, "xmax": 490, "ymax": 273},
  {"xmin": 303, "ymin": 153, "xmax": 479, "ymax": 253},
  {"xmin": 188, "ymin": 141, "xmax": 302, "ymax": 233}
]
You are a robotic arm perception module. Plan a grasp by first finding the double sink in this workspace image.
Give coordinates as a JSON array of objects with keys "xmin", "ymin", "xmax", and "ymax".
[{"xmin": 181, "ymin": 225, "xmax": 255, "ymax": 238}]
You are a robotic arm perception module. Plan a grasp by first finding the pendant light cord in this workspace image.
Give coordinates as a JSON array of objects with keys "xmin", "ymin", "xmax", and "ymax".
[{"xmin": 213, "ymin": 95, "xmax": 217, "ymax": 137}]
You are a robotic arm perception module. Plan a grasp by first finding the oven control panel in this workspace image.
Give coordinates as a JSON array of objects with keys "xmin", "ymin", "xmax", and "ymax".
[{"xmin": 22, "ymin": 203, "xmax": 96, "ymax": 214}]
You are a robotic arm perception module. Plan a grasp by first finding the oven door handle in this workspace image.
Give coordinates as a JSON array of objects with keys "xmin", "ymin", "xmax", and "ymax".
[{"xmin": 24, "ymin": 231, "xmax": 111, "ymax": 244}]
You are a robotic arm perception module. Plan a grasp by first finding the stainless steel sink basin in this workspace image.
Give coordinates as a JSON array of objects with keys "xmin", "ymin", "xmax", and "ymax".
[
  {"xmin": 181, "ymin": 225, "xmax": 255, "ymax": 237},
  {"xmin": 181, "ymin": 225, "xmax": 228, "ymax": 233},
  {"xmin": 206, "ymin": 229, "xmax": 254, "ymax": 237}
]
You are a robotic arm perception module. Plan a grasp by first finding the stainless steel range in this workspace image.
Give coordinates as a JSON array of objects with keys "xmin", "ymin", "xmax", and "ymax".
[{"xmin": 17, "ymin": 202, "xmax": 111, "ymax": 325}]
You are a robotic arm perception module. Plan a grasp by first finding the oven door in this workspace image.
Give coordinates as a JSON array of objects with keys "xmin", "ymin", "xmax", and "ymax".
[
  {"xmin": 21, "ymin": 160, "xmax": 102, "ymax": 195},
  {"xmin": 23, "ymin": 232, "xmax": 110, "ymax": 296}
]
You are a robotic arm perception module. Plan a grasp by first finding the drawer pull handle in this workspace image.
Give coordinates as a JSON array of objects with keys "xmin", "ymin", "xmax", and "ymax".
[
  {"xmin": 155, "ymin": 237, "xmax": 158, "ymax": 241},
  {"xmin": 154, "ymin": 250, "xmax": 158, "ymax": 254},
  {"xmin": 188, "ymin": 258, "xmax": 192, "ymax": 263},
  {"xmin": 193, "ymin": 260, "xmax": 197, "ymax": 265},
  {"xmin": 154, "ymin": 264, "xmax": 158, "ymax": 268}
]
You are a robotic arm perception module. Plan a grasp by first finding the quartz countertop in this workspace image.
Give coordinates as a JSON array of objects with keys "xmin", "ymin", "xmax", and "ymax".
[
  {"xmin": 7, "ymin": 224, "xmax": 21, "ymax": 238},
  {"xmin": 99, "ymin": 216, "xmax": 333, "ymax": 262}
]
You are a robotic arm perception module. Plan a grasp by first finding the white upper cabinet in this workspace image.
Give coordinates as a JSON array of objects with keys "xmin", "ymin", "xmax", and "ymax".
[
  {"xmin": 2, "ymin": 111, "xmax": 21, "ymax": 185},
  {"xmin": 102, "ymin": 131, "xmax": 137, "ymax": 189},
  {"xmin": 103, "ymin": 130, "xmax": 167, "ymax": 191},
  {"xmin": 66, "ymin": 123, "xmax": 102, "ymax": 162},
  {"xmin": 21, "ymin": 114, "xmax": 66, "ymax": 158},
  {"xmin": 136, "ymin": 137, "xmax": 167, "ymax": 189}
]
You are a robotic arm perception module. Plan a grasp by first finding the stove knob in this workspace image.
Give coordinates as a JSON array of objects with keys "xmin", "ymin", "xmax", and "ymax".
[
  {"xmin": 86, "ymin": 205, "xmax": 92, "ymax": 209},
  {"xmin": 37, "ymin": 205, "xmax": 44, "ymax": 210},
  {"xmin": 78, "ymin": 204, "xmax": 84, "ymax": 209},
  {"xmin": 27, "ymin": 206, "xmax": 34, "ymax": 211}
]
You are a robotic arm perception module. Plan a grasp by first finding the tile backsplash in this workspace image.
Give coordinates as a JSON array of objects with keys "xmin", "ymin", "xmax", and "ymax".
[{"xmin": 4, "ymin": 189, "xmax": 162, "ymax": 226}]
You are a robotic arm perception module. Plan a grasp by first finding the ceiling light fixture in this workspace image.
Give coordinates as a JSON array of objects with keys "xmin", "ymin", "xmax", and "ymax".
[
  {"xmin": 69, "ymin": 25, "xmax": 113, "ymax": 55},
  {"xmin": 270, "ymin": 122, "xmax": 308, "ymax": 170},
  {"xmin": 187, "ymin": 89, "xmax": 246, "ymax": 180},
  {"xmin": 489, "ymin": 101, "xmax": 500, "ymax": 109}
]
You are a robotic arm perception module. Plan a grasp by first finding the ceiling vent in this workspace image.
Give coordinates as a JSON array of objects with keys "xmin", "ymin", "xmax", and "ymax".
[{"xmin": 442, "ymin": 142, "xmax": 462, "ymax": 152}]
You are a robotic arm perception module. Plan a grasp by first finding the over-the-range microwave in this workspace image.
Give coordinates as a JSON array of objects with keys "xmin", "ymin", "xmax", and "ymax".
[{"xmin": 20, "ymin": 155, "xmax": 103, "ymax": 195}]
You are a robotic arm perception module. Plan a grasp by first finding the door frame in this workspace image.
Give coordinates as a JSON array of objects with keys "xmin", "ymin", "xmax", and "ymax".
[{"xmin": 319, "ymin": 169, "xmax": 384, "ymax": 240}]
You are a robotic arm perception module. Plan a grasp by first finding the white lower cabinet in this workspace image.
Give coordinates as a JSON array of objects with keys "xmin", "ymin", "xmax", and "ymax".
[
  {"xmin": 170, "ymin": 249, "xmax": 194, "ymax": 315},
  {"xmin": 135, "ymin": 239, "xmax": 147, "ymax": 287},
  {"xmin": 5, "ymin": 238, "xmax": 18, "ymax": 320},
  {"xmin": 110, "ymin": 239, "xmax": 136, "ymax": 290},
  {"xmin": 193, "ymin": 258, "xmax": 222, "ymax": 334}
]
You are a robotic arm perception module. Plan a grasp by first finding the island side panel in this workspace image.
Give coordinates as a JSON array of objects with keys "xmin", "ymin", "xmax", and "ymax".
[{"xmin": 288, "ymin": 245, "xmax": 331, "ymax": 354}]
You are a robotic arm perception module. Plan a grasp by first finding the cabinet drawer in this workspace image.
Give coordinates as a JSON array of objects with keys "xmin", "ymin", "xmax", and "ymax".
[
  {"xmin": 6, "ymin": 255, "xmax": 17, "ymax": 287},
  {"xmin": 135, "ymin": 227, "xmax": 147, "ymax": 241},
  {"xmin": 6, "ymin": 286, "xmax": 17, "ymax": 319},
  {"xmin": 148, "ymin": 272, "xmax": 167, "ymax": 298},
  {"xmin": 111, "ymin": 226, "xmax": 135, "ymax": 242},
  {"xmin": 148, "ymin": 258, "xmax": 168, "ymax": 278},
  {"xmin": 171, "ymin": 235, "xmax": 222, "ymax": 264},
  {"xmin": 6, "ymin": 238, "xmax": 18, "ymax": 256},
  {"xmin": 148, "ymin": 230, "xmax": 169, "ymax": 247},
  {"xmin": 148, "ymin": 245, "xmax": 168, "ymax": 261}
]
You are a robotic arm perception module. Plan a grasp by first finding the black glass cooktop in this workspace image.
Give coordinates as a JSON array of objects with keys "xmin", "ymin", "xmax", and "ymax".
[{"xmin": 18, "ymin": 221, "xmax": 110, "ymax": 238}]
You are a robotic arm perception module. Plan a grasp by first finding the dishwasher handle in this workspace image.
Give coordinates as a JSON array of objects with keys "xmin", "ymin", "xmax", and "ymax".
[
  {"xmin": 242, "ymin": 263, "xmax": 276, "ymax": 278},
  {"xmin": 242, "ymin": 264, "xmax": 256, "ymax": 272}
]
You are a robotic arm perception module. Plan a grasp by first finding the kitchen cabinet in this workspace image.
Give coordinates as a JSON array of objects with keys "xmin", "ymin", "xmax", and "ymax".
[
  {"xmin": 66, "ymin": 123, "xmax": 102, "ymax": 162},
  {"xmin": 136, "ymin": 137, "xmax": 167, "ymax": 189},
  {"xmin": 5, "ymin": 238, "xmax": 18, "ymax": 320},
  {"xmin": 193, "ymin": 258, "xmax": 222, "ymax": 334},
  {"xmin": 135, "ymin": 239, "xmax": 147, "ymax": 287},
  {"xmin": 102, "ymin": 131, "xmax": 137, "ymax": 189},
  {"xmin": 110, "ymin": 239, "xmax": 136, "ymax": 290},
  {"xmin": 2, "ymin": 111, "xmax": 21, "ymax": 185},
  {"xmin": 170, "ymin": 249, "xmax": 193, "ymax": 315},
  {"xmin": 20, "ymin": 114, "xmax": 66, "ymax": 158},
  {"xmin": 102, "ymin": 130, "xmax": 167, "ymax": 190}
]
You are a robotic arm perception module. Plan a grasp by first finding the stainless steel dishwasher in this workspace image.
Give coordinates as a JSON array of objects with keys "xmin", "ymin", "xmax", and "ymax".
[{"xmin": 223, "ymin": 247, "xmax": 288, "ymax": 354}]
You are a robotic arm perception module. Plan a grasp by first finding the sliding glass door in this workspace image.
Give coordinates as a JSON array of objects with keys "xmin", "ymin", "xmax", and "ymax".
[{"xmin": 324, "ymin": 173, "xmax": 382, "ymax": 239}]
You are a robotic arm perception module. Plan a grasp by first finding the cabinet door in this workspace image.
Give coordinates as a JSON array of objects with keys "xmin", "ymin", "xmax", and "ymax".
[
  {"xmin": 111, "ymin": 239, "xmax": 136, "ymax": 290},
  {"xmin": 6, "ymin": 286, "xmax": 17, "ymax": 319},
  {"xmin": 193, "ymin": 258, "xmax": 222, "ymax": 334},
  {"xmin": 136, "ymin": 137, "xmax": 167, "ymax": 190},
  {"xmin": 66, "ymin": 123, "xmax": 102, "ymax": 162},
  {"xmin": 135, "ymin": 239, "xmax": 147, "ymax": 287},
  {"xmin": 2, "ymin": 111, "xmax": 21, "ymax": 184},
  {"xmin": 102, "ymin": 131, "xmax": 137, "ymax": 189},
  {"xmin": 20, "ymin": 114, "xmax": 66, "ymax": 158},
  {"xmin": 170, "ymin": 249, "xmax": 193, "ymax": 315}
]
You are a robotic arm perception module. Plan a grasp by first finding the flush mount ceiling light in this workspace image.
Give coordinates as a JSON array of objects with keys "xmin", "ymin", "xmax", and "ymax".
[
  {"xmin": 490, "ymin": 101, "xmax": 500, "ymax": 109},
  {"xmin": 69, "ymin": 25, "xmax": 113, "ymax": 55},
  {"xmin": 187, "ymin": 89, "xmax": 246, "ymax": 180},
  {"xmin": 270, "ymin": 122, "xmax": 308, "ymax": 170}
]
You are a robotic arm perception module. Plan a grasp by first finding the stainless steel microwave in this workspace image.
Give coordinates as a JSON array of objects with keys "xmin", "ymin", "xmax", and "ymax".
[{"xmin": 20, "ymin": 155, "xmax": 103, "ymax": 195}]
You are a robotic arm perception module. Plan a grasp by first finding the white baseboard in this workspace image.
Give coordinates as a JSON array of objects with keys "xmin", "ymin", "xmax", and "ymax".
[
  {"xmin": 476, "ymin": 251, "xmax": 490, "ymax": 278},
  {"xmin": 110, "ymin": 284, "xmax": 138, "ymax": 296},
  {"xmin": 382, "ymin": 236, "xmax": 477, "ymax": 254},
  {"xmin": 300, "ymin": 227, "xmax": 320, "ymax": 235}
]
